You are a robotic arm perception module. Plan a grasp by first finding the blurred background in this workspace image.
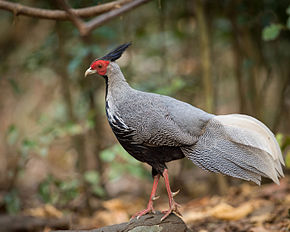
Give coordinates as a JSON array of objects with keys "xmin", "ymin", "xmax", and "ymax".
[{"xmin": 0, "ymin": 0, "xmax": 289, "ymax": 231}]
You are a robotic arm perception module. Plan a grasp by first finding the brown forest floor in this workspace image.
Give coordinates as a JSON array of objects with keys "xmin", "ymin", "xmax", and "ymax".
[
  {"xmin": 184, "ymin": 178, "xmax": 290, "ymax": 232},
  {"xmin": 0, "ymin": 176, "xmax": 289, "ymax": 232}
]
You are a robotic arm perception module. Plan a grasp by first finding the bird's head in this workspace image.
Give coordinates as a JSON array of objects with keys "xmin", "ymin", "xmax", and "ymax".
[{"xmin": 85, "ymin": 42, "xmax": 131, "ymax": 77}]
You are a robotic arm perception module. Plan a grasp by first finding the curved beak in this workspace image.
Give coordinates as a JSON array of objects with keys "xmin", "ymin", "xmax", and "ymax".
[{"xmin": 85, "ymin": 67, "xmax": 97, "ymax": 77}]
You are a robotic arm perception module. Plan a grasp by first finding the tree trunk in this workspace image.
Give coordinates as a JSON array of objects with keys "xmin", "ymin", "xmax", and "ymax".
[
  {"xmin": 0, "ymin": 215, "xmax": 70, "ymax": 232},
  {"xmin": 195, "ymin": 0, "xmax": 214, "ymax": 113},
  {"xmin": 195, "ymin": 0, "xmax": 228, "ymax": 195},
  {"xmin": 229, "ymin": 11, "xmax": 247, "ymax": 114}
]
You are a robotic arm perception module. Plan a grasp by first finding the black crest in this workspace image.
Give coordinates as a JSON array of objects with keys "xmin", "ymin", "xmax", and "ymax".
[{"xmin": 100, "ymin": 42, "xmax": 131, "ymax": 61}]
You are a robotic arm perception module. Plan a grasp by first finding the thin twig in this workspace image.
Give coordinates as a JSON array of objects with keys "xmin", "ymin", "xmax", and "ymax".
[
  {"xmin": 0, "ymin": 0, "xmax": 132, "ymax": 20},
  {"xmin": 57, "ymin": 0, "xmax": 87, "ymax": 36},
  {"xmin": 85, "ymin": 0, "xmax": 151, "ymax": 34},
  {"xmin": 57, "ymin": 0, "xmax": 151, "ymax": 36},
  {"xmin": 1, "ymin": 0, "xmax": 151, "ymax": 36}
]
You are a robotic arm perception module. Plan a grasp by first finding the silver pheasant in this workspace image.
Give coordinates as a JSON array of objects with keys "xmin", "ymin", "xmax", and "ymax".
[{"xmin": 85, "ymin": 43, "xmax": 284, "ymax": 221}]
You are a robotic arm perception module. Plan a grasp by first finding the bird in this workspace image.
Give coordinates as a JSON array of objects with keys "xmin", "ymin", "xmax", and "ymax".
[{"xmin": 85, "ymin": 42, "xmax": 284, "ymax": 221}]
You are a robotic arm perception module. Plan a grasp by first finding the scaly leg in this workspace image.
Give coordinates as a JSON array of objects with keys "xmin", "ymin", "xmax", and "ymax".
[
  {"xmin": 131, "ymin": 174, "xmax": 160, "ymax": 219},
  {"xmin": 161, "ymin": 169, "xmax": 182, "ymax": 221}
]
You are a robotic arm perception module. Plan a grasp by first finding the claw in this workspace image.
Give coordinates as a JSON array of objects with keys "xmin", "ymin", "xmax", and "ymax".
[
  {"xmin": 160, "ymin": 201, "xmax": 182, "ymax": 221},
  {"xmin": 131, "ymin": 204, "xmax": 155, "ymax": 220},
  {"xmin": 152, "ymin": 195, "xmax": 160, "ymax": 201},
  {"xmin": 172, "ymin": 189, "xmax": 180, "ymax": 197}
]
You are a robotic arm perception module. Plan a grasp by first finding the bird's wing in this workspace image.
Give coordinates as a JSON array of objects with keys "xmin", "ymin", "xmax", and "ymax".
[{"xmin": 118, "ymin": 92, "xmax": 213, "ymax": 147}]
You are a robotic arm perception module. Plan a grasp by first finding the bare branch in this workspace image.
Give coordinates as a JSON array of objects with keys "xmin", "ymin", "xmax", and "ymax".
[
  {"xmin": 0, "ymin": 0, "xmax": 132, "ymax": 20},
  {"xmin": 57, "ymin": 0, "xmax": 87, "ymax": 36},
  {"xmin": 85, "ymin": 0, "xmax": 151, "ymax": 34},
  {"xmin": 1, "ymin": 0, "xmax": 151, "ymax": 36},
  {"xmin": 57, "ymin": 0, "xmax": 151, "ymax": 36}
]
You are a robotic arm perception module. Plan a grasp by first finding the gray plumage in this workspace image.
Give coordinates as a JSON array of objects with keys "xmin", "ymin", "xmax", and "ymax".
[{"xmin": 103, "ymin": 61, "xmax": 284, "ymax": 185}]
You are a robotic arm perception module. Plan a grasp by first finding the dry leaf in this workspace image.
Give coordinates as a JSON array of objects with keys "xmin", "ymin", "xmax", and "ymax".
[
  {"xmin": 25, "ymin": 204, "xmax": 63, "ymax": 219},
  {"xmin": 183, "ymin": 210, "xmax": 210, "ymax": 223},
  {"xmin": 250, "ymin": 214, "xmax": 271, "ymax": 226},
  {"xmin": 102, "ymin": 197, "xmax": 144, "ymax": 216},
  {"xmin": 103, "ymin": 198, "xmax": 127, "ymax": 211},
  {"xmin": 210, "ymin": 202, "xmax": 254, "ymax": 220},
  {"xmin": 43, "ymin": 227, "xmax": 52, "ymax": 232},
  {"xmin": 78, "ymin": 198, "xmax": 135, "ymax": 227},
  {"xmin": 183, "ymin": 197, "xmax": 211, "ymax": 209},
  {"xmin": 94, "ymin": 210, "xmax": 128, "ymax": 226},
  {"xmin": 250, "ymin": 226, "xmax": 270, "ymax": 232}
]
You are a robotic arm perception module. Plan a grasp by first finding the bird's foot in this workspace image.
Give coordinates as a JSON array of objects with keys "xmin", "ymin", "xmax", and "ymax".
[
  {"xmin": 161, "ymin": 200, "xmax": 182, "ymax": 221},
  {"xmin": 132, "ymin": 208, "xmax": 154, "ymax": 220},
  {"xmin": 131, "ymin": 200, "xmax": 157, "ymax": 220}
]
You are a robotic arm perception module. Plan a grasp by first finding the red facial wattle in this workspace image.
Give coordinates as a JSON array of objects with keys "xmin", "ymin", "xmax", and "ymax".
[{"xmin": 91, "ymin": 60, "xmax": 110, "ymax": 76}]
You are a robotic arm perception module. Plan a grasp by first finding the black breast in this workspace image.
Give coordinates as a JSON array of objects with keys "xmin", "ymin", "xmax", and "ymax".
[{"xmin": 105, "ymin": 101, "xmax": 185, "ymax": 175}]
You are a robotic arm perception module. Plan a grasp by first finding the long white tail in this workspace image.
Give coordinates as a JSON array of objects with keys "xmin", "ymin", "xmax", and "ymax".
[{"xmin": 182, "ymin": 114, "xmax": 284, "ymax": 185}]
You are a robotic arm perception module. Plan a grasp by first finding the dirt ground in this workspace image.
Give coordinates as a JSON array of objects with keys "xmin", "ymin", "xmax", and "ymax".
[
  {"xmin": 1, "ymin": 175, "xmax": 289, "ymax": 232},
  {"xmin": 184, "ymin": 178, "xmax": 290, "ymax": 232}
]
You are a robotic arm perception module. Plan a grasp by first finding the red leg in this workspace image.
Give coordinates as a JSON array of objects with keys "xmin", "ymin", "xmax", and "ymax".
[
  {"xmin": 161, "ymin": 169, "xmax": 182, "ymax": 221},
  {"xmin": 131, "ymin": 174, "xmax": 160, "ymax": 219}
]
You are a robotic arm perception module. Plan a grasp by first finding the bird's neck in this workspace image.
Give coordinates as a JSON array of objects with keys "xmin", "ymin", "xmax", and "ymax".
[{"xmin": 105, "ymin": 62, "xmax": 131, "ymax": 103}]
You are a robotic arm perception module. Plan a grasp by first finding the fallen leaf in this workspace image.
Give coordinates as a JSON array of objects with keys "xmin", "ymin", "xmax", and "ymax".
[
  {"xmin": 183, "ymin": 197, "xmax": 211, "ymax": 209},
  {"xmin": 78, "ymin": 209, "xmax": 129, "ymax": 228},
  {"xmin": 250, "ymin": 214, "xmax": 271, "ymax": 226},
  {"xmin": 183, "ymin": 210, "xmax": 210, "ymax": 223},
  {"xmin": 210, "ymin": 202, "xmax": 254, "ymax": 220},
  {"xmin": 43, "ymin": 227, "xmax": 52, "ymax": 232},
  {"xmin": 25, "ymin": 204, "xmax": 63, "ymax": 219},
  {"xmin": 250, "ymin": 226, "xmax": 270, "ymax": 232},
  {"xmin": 102, "ymin": 197, "xmax": 144, "ymax": 216},
  {"xmin": 103, "ymin": 198, "xmax": 127, "ymax": 211}
]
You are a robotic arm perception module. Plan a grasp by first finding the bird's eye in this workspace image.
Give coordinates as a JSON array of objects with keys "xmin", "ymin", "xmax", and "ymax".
[{"xmin": 98, "ymin": 64, "xmax": 102, "ymax": 68}]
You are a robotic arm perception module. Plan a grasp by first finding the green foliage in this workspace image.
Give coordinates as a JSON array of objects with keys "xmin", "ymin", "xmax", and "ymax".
[
  {"xmin": 262, "ymin": 24, "xmax": 283, "ymax": 41},
  {"xmin": 67, "ymin": 45, "xmax": 90, "ymax": 78},
  {"xmin": 59, "ymin": 179, "xmax": 80, "ymax": 204},
  {"xmin": 21, "ymin": 139, "xmax": 37, "ymax": 157},
  {"xmin": 262, "ymin": 5, "xmax": 290, "ymax": 41},
  {"xmin": 38, "ymin": 175, "xmax": 80, "ymax": 206},
  {"xmin": 84, "ymin": 170, "xmax": 100, "ymax": 184},
  {"xmin": 6, "ymin": 125, "xmax": 48, "ymax": 158},
  {"xmin": 285, "ymin": 151, "xmax": 290, "ymax": 168},
  {"xmin": 24, "ymin": 34, "xmax": 57, "ymax": 71},
  {"xmin": 84, "ymin": 170, "xmax": 105, "ymax": 197},
  {"xmin": 8, "ymin": 120, "xmax": 92, "ymax": 159},
  {"xmin": 38, "ymin": 171, "xmax": 106, "ymax": 204},
  {"xmin": 287, "ymin": 18, "xmax": 290, "ymax": 29},
  {"xmin": 154, "ymin": 78, "xmax": 186, "ymax": 96},
  {"xmin": 4, "ymin": 190, "xmax": 21, "ymax": 214},
  {"xmin": 276, "ymin": 133, "xmax": 290, "ymax": 168},
  {"xmin": 287, "ymin": 5, "xmax": 290, "ymax": 29},
  {"xmin": 100, "ymin": 148, "xmax": 117, "ymax": 162},
  {"xmin": 6, "ymin": 124, "xmax": 19, "ymax": 145},
  {"xmin": 287, "ymin": 5, "xmax": 290, "ymax": 15},
  {"xmin": 8, "ymin": 79, "xmax": 22, "ymax": 95},
  {"xmin": 38, "ymin": 176, "xmax": 53, "ymax": 203}
]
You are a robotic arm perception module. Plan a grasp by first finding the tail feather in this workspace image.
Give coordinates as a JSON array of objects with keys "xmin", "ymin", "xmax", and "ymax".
[
  {"xmin": 182, "ymin": 114, "xmax": 284, "ymax": 185},
  {"xmin": 216, "ymin": 114, "xmax": 284, "ymax": 166}
]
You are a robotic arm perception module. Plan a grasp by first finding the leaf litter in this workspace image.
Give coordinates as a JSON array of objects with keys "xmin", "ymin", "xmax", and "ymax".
[{"xmin": 14, "ymin": 176, "xmax": 290, "ymax": 231}]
